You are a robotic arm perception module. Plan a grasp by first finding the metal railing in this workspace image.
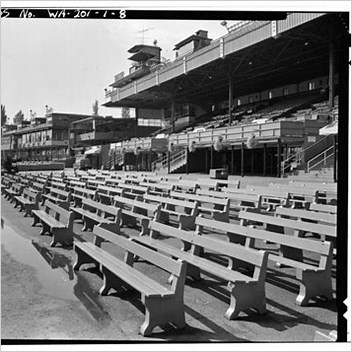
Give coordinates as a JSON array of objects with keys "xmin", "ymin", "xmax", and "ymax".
[
  {"xmin": 151, "ymin": 149, "xmax": 187, "ymax": 172},
  {"xmin": 307, "ymin": 145, "xmax": 335, "ymax": 172},
  {"xmin": 280, "ymin": 135, "xmax": 330, "ymax": 175}
]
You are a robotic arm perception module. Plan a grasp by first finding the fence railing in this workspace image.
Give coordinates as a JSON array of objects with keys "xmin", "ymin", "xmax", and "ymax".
[{"xmin": 307, "ymin": 145, "xmax": 335, "ymax": 172}]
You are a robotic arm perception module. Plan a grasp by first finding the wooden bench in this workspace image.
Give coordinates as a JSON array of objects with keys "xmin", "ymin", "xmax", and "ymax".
[
  {"xmin": 275, "ymin": 206, "xmax": 337, "ymax": 226},
  {"xmin": 32, "ymin": 200, "xmax": 74, "ymax": 247},
  {"xmin": 216, "ymin": 179, "xmax": 241, "ymax": 190},
  {"xmin": 14, "ymin": 188, "xmax": 41, "ymax": 216},
  {"xmin": 174, "ymin": 180, "xmax": 200, "ymax": 193},
  {"xmin": 73, "ymin": 223, "xmax": 187, "ymax": 336},
  {"xmin": 97, "ymin": 185, "xmax": 124, "ymax": 205},
  {"xmin": 194, "ymin": 216, "xmax": 333, "ymax": 306},
  {"xmin": 86, "ymin": 179, "xmax": 106, "ymax": 190},
  {"xmin": 196, "ymin": 188, "xmax": 262, "ymax": 214},
  {"xmin": 196, "ymin": 178, "xmax": 220, "ymax": 191},
  {"xmin": 41, "ymin": 187, "xmax": 72, "ymax": 210},
  {"xmin": 170, "ymin": 191, "xmax": 230, "ymax": 222},
  {"xmin": 71, "ymin": 186, "xmax": 97, "ymax": 207},
  {"xmin": 308, "ymin": 203, "xmax": 337, "ymax": 214},
  {"xmin": 3, "ymin": 182, "xmax": 25, "ymax": 203},
  {"xmin": 134, "ymin": 220, "xmax": 269, "ymax": 319},
  {"xmin": 49, "ymin": 180, "xmax": 68, "ymax": 191},
  {"xmin": 245, "ymin": 186, "xmax": 291, "ymax": 211},
  {"xmin": 143, "ymin": 193, "xmax": 199, "ymax": 230},
  {"xmin": 113, "ymin": 195, "xmax": 161, "ymax": 236},
  {"xmin": 139, "ymin": 181, "xmax": 175, "ymax": 196},
  {"xmin": 67, "ymin": 180, "xmax": 86, "ymax": 192},
  {"xmin": 70, "ymin": 198, "xmax": 121, "ymax": 232},
  {"xmin": 118, "ymin": 183, "xmax": 150, "ymax": 200},
  {"xmin": 269, "ymin": 183, "xmax": 332, "ymax": 206},
  {"xmin": 239, "ymin": 210, "xmax": 336, "ymax": 242}
]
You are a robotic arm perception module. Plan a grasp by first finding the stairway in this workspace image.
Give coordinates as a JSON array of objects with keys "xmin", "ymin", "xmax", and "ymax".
[{"xmin": 152, "ymin": 149, "xmax": 187, "ymax": 173}]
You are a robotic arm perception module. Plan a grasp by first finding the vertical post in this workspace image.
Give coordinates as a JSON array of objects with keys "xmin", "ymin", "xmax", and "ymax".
[
  {"xmin": 333, "ymin": 135, "xmax": 337, "ymax": 182},
  {"xmin": 277, "ymin": 138, "xmax": 282, "ymax": 178},
  {"xmin": 167, "ymin": 150, "xmax": 171, "ymax": 174},
  {"xmin": 185, "ymin": 147, "xmax": 189, "ymax": 174},
  {"xmin": 228, "ymin": 75, "xmax": 233, "ymax": 126},
  {"xmin": 210, "ymin": 146, "xmax": 214, "ymax": 169},
  {"xmin": 329, "ymin": 41, "xmax": 335, "ymax": 109},
  {"xmin": 263, "ymin": 143, "xmax": 267, "ymax": 176},
  {"xmin": 250, "ymin": 148, "xmax": 254, "ymax": 175},
  {"xmin": 241, "ymin": 142, "xmax": 244, "ymax": 177},
  {"xmin": 205, "ymin": 148, "xmax": 208, "ymax": 173},
  {"xmin": 231, "ymin": 145, "xmax": 234, "ymax": 175},
  {"xmin": 171, "ymin": 99, "xmax": 176, "ymax": 133}
]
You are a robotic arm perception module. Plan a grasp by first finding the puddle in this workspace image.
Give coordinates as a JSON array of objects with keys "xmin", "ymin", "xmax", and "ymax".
[
  {"xmin": 1, "ymin": 219, "xmax": 77, "ymax": 301},
  {"xmin": 1, "ymin": 217, "xmax": 111, "ymax": 323}
]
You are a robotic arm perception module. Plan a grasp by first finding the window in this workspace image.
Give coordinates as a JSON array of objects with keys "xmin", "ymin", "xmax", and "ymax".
[
  {"xmin": 283, "ymin": 88, "xmax": 289, "ymax": 96},
  {"xmin": 268, "ymin": 91, "xmax": 273, "ymax": 99},
  {"xmin": 308, "ymin": 82, "xmax": 315, "ymax": 91},
  {"xmin": 249, "ymin": 96, "xmax": 253, "ymax": 103},
  {"xmin": 237, "ymin": 99, "xmax": 241, "ymax": 106}
]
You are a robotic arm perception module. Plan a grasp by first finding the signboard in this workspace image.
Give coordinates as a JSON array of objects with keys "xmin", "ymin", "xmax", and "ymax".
[{"xmin": 151, "ymin": 138, "xmax": 168, "ymax": 151}]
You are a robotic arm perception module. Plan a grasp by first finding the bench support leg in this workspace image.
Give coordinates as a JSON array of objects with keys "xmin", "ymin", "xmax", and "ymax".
[
  {"xmin": 99, "ymin": 266, "xmax": 127, "ymax": 296},
  {"xmin": 226, "ymin": 282, "xmax": 266, "ymax": 320},
  {"xmin": 40, "ymin": 222, "xmax": 50, "ymax": 236},
  {"xmin": 82, "ymin": 217, "xmax": 95, "ymax": 232},
  {"xmin": 140, "ymin": 296, "xmax": 185, "ymax": 336},
  {"xmin": 73, "ymin": 247, "xmax": 98, "ymax": 271},
  {"xmin": 51, "ymin": 229, "xmax": 73, "ymax": 248},
  {"xmin": 296, "ymin": 269, "xmax": 333, "ymax": 306}
]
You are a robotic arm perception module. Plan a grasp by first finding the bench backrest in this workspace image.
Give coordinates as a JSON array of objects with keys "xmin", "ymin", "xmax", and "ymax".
[
  {"xmin": 23, "ymin": 188, "xmax": 40, "ymax": 203},
  {"xmin": 239, "ymin": 210, "xmax": 336, "ymax": 238},
  {"xmin": 94, "ymin": 224, "xmax": 186, "ymax": 295},
  {"xmin": 44, "ymin": 200, "xmax": 74, "ymax": 230},
  {"xmin": 149, "ymin": 220, "xmax": 268, "ymax": 283},
  {"xmin": 48, "ymin": 188, "xmax": 71, "ymax": 202},
  {"xmin": 144, "ymin": 194, "xmax": 199, "ymax": 215},
  {"xmin": 82, "ymin": 198, "xmax": 120, "ymax": 217},
  {"xmin": 194, "ymin": 216, "xmax": 332, "ymax": 269},
  {"xmin": 196, "ymin": 178, "xmax": 220, "ymax": 190},
  {"xmin": 196, "ymin": 189, "xmax": 262, "ymax": 209},
  {"xmin": 275, "ymin": 207, "xmax": 337, "ymax": 226},
  {"xmin": 288, "ymin": 181, "xmax": 337, "ymax": 193},
  {"xmin": 170, "ymin": 191, "xmax": 230, "ymax": 212},
  {"xmin": 31, "ymin": 182, "xmax": 46, "ymax": 192},
  {"xmin": 114, "ymin": 195, "xmax": 161, "ymax": 218},
  {"xmin": 50, "ymin": 180, "xmax": 68, "ymax": 191},
  {"xmin": 309, "ymin": 203, "xmax": 337, "ymax": 214}
]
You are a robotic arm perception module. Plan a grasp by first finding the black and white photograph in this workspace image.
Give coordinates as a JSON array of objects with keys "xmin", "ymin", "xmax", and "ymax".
[{"xmin": 1, "ymin": 1, "xmax": 351, "ymax": 350}]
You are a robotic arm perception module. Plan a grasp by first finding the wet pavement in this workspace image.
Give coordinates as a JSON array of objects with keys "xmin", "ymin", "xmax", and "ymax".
[{"xmin": 0, "ymin": 176, "xmax": 340, "ymax": 345}]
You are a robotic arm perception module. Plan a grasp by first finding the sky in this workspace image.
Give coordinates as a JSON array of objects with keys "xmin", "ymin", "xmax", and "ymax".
[{"xmin": 1, "ymin": 16, "xmax": 233, "ymax": 122}]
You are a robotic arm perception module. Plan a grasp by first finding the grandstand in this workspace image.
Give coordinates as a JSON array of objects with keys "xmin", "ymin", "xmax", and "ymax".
[{"xmin": 104, "ymin": 13, "xmax": 347, "ymax": 182}]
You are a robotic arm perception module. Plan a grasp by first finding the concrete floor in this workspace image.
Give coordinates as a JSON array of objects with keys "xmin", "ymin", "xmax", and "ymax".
[{"xmin": 1, "ymin": 172, "xmax": 340, "ymax": 346}]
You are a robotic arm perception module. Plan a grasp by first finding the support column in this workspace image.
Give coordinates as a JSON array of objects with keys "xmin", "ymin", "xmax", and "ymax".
[
  {"xmin": 185, "ymin": 148, "xmax": 189, "ymax": 175},
  {"xmin": 277, "ymin": 138, "xmax": 282, "ymax": 178},
  {"xmin": 329, "ymin": 41, "xmax": 335, "ymax": 109},
  {"xmin": 210, "ymin": 146, "xmax": 214, "ymax": 169},
  {"xmin": 250, "ymin": 148, "xmax": 254, "ymax": 175},
  {"xmin": 231, "ymin": 145, "xmax": 234, "ymax": 175},
  {"xmin": 241, "ymin": 142, "xmax": 244, "ymax": 177},
  {"xmin": 228, "ymin": 75, "xmax": 233, "ymax": 126},
  {"xmin": 205, "ymin": 148, "xmax": 208, "ymax": 173},
  {"xmin": 171, "ymin": 99, "xmax": 176, "ymax": 133},
  {"xmin": 167, "ymin": 150, "xmax": 171, "ymax": 174},
  {"xmin": 263, "ymin": 143, "xmax": 267, "ymax": 176},
  {"xmin": 333, "ymin": 135, "xmax": 337, "ymax": 182}
]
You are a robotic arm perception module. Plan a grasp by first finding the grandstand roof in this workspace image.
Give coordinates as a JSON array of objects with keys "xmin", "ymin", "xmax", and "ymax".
[{"xmin": 104, "ymin": 13, "xmax": 348, "ymax": 110}]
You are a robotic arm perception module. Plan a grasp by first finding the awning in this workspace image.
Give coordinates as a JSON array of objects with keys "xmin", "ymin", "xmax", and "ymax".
[
  {"xmin": 319, "ymin": 120, "xmax": 338, "ymax": 135},
  {"xmin": 84, "ymin": 146, "xmax": 101, "ymax": 155}
]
